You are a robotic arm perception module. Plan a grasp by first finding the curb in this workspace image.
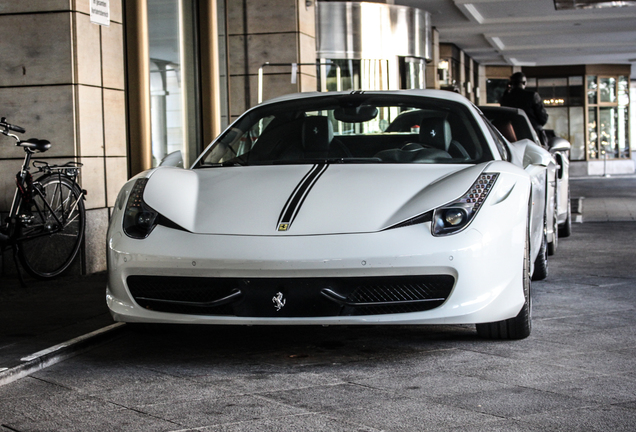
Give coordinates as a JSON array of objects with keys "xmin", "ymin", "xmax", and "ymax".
[
  {"xmin": 0, "ymin": 322, "xmax": 126, "ymax": 387},
  {"xmin": 571, "ymin": 197, "xmax": 584, "ymax": 223}
]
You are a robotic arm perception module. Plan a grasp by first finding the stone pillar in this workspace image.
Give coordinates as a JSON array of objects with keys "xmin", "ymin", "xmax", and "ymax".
[
  {"xmin": 227, "ymin": 0, "xmax": 317, "ymax": 119},
  {"xmin": 477, "ymin": 64, "xmax": 487, "ymax": 105},
  {"xmin": 426, "ymin": 28, "xmax": 440, "ymax": 90},
  {"xmin": 0, "ymin": 0, "xmax": 127, "ymax": 275}
]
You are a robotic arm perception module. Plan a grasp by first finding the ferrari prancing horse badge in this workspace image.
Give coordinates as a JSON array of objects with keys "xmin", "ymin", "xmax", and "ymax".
[{"xmin": 272, "ymin": 292, "xmax": 286, "ymax": 311}]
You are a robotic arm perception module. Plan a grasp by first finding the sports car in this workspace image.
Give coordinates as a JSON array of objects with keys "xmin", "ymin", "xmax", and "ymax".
[
  {"xmin": 479, "ymin": 106, "xmax": 572, "ymax": 256},
  {"xmin": 107, "ymin": 90, "xmax": 553, "ymax": 339}
]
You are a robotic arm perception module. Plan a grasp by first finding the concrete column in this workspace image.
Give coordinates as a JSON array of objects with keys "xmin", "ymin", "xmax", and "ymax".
[
  {"xmin": 0, "ymin": 0, "xmax": 126, "ymax": 275},
  {"xmin": 631, "ymin": 81, "xmax": 636, "ymax": 164},
  {"xmin": 227, "ymin": 0, "xmax": 317, "ymax": 118},
  {"xmin": 426, "ymin": 28, "xmax": 440, "ymax": 90},
  {"xmin": 477, "ymin": 64, "xmax": 487, "ymax": 105}
]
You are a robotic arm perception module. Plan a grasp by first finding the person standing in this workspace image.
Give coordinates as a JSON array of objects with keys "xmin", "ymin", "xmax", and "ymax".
[{"xmin": 500, "ymin": 72, "xmax": 549, "ymax": 147}]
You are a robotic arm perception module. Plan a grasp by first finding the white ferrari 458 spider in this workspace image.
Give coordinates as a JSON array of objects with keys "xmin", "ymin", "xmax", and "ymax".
[{"xmin": 107, "ymin": 90, "xmax": 553, "ymax": 339}]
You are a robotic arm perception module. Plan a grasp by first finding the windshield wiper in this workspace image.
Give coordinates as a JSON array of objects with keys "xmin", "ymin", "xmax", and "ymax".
[{"xmin": 198, "ymin": 159, "xmax": 247, "ymax": 168}]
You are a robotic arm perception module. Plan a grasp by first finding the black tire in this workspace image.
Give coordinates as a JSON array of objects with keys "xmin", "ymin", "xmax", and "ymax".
[
  {"xmin": 559, "ymin": 191, "xmax": 572, "ymax": 238},
  {"xmin": 17, "ymin": 174, "xmax": 85, "ymax": 278},
  {"xmin": 476, "ymin": 235, "xmax": 532, "ymax": 340},
  {"xmin": 548, "ymin": 193, "xmax": 558, "ymax": 256},
  {"xmin": 532, "ymin": 222, "xmax": 548, "ymax": 281}
]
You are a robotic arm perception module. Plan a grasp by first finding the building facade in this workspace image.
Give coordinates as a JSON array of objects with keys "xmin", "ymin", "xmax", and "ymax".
[
  {"xmin": 485, "ymin": 64, "xmax": 633, "ymax": 176},
  {"xmin": 0, "ymin": 0, "xmax": 632, "ymax": 275}
]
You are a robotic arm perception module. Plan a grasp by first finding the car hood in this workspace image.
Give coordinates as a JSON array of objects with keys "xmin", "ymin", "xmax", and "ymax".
[{"xmin": 143, "ymin": 164, "xmax": 489, "ymax": 236}]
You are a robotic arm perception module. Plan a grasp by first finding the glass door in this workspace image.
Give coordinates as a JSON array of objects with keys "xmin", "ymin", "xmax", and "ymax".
[{"xmin": 147, "ymin": 0, "xmax": 200, "ymax": 168}]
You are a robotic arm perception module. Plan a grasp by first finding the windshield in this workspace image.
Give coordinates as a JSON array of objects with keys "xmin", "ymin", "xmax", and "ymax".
[{"xmin": 194, "ymin": 94, "xmax": 493, "ymax": 168}]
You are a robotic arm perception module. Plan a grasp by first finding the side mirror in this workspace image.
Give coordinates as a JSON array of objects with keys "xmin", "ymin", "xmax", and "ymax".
[
  {"xmin": 510, "ymin": 139, "xmax": 552, "ymax": 168},
  {"xmin": 159, "ymin": 150, "xmax": 184, "ymax": 168},
  {"xmin": 548, "ymin": 137, "xmax": 571, "ymax": 153}
]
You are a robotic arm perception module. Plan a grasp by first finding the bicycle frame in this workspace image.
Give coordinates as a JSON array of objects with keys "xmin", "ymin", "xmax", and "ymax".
[{"xmin": 4, "ymin": 145, "xmax": 85, "ymax": 245}]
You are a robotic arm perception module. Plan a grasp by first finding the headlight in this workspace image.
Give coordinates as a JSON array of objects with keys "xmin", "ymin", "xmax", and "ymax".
[
  {"xmin": 123, "ymin": 178, "xmax": 158, "ymax": 239},
  {"xmin": 432, "ymin": 173, "xmax": 498, "ymax": 236}
]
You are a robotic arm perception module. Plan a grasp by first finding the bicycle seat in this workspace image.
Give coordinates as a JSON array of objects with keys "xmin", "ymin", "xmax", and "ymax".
[{"xmin": 21, "ymin": 138, "xmax": 51, "ymax": 152}]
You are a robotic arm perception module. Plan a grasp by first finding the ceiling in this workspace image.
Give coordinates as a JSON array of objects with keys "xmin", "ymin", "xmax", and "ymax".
[{"xmin": 395, "ymin": 0, "xmax": 636, "ymax": 78}]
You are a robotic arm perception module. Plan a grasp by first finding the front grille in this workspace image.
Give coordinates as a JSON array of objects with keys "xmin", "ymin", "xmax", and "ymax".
[
  {"xmin": 127, "ymin": 275, "xmax": 455, "ymax": 317},
  {"xmin": 347, "ymin": 277, "xmax": 453, "ymax": 315}
]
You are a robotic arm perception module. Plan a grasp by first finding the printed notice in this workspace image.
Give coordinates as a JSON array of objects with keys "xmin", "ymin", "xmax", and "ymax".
[{"xmin": 90, "ymin": 0, "xmax": 110, "ymax": 26}]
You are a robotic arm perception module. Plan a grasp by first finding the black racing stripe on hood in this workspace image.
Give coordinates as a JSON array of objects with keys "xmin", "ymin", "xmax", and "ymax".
[{"xmin": 276, "ymin": 164, "xmax": 328, "ymax": 231}]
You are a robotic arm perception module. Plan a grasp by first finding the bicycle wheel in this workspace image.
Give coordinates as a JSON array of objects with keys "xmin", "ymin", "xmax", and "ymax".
[{"xmin": 17, "ymin": 174, "xmax": 85, "ymax": 278}]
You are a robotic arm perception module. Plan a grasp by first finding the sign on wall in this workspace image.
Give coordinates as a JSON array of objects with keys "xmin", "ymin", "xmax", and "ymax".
[{"xmin": 90, "ymin": 0, "xmax": 110, "ymax": 26}]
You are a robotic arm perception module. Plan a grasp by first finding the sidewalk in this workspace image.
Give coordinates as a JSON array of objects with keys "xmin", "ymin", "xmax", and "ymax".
[
  {"xmin": 570, "ymin": 174, "xmax": 636, "ymax": 223},
  {"xmin": 0, "ymin": 272, "xmax": 116, "ymax": 375}
]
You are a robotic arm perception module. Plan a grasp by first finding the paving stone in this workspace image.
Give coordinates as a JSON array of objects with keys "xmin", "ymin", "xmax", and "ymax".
[
  {"xmin": 139, "ymin": 394, "xmax": 307, "ymax": 429},
  {"xmin": 0, "ymin": 377, "xmax": 178, "ymax": 431},
  {"xmin": 516, "ymin": 404, "xmax": 636, "ymax": 432},
  {"xmin": 532, "ymin": 374, "xmax": 636, "ymax": 405},
  {"xmin": 181, "ymin": 413, "xmax": 384, "ymax": 432},
  {"xmin": 430, "ymin": 386, "xmax": 590, "ymax": 418}
]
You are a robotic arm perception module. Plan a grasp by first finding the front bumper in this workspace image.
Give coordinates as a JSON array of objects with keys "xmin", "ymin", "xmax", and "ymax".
[{"xmin": 107, "ymin": 217, "xmax": 526, "ymax": 326}]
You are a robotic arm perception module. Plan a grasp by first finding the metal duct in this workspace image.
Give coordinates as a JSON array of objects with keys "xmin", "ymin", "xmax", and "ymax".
[{"xmin": 316, "ymin": 1, "xmax": 432, "ymax": 62}]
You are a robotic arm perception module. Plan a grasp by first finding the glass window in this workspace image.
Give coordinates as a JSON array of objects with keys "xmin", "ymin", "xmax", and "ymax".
[
  {"xmin": 598, "ymin": 107, "xmax": 618, "ymax": 159},
  {"xmin": 217, "ymin": 0, "xmax": 229, "ymax": 130},
  {"xmin": 399, "ymin": 57, "xmax": 426, "ymax": 90},
  {"xmin": 587, "ymin": 75, "xmax": 597, "ymax": 105},
  {"xmin": 568, "ymin": 76, "xmax": 584, "ymax": 106},
  {"xmin": 323, "ymin": 59, "xmax": 389, "ymax": 92},
  {"xmin": 545, "ymin": 107, "xmax": 569, "ymax": 140},
  {"xmin": 588, "ymin": 107, "xmax": 598, "ymax": 159},
  {"xmin": 486, "ymin": 79, "xmax": 508, "ymax": 104},
  {"xmin": 617, "ymin": 76, "xmax": 629, "ymax": 159},
  {"xmin": 599, "ymin": 77, "xmax": 617, "ymax": 103},
  {"xmin": 323, "ymin": 59, "xmax": 357, "ymax": 92},
  {"xmin": 147, "ymin": 0, "xmax": 199, "ymax": 168},
  {"xmin": 618, "ymin": 106, "xmax": 629, "ymax": 158},
  {"xmin": 618, "ymin": 76, "xmax": 629, "ymax": 106},
  {"xmin": 538, "ymin": 78, "xmax": 567, "ymax": 107},
  {"xmin": 360, "ymin": 59, "xmax": 390, "ymax": 90},
  {"xmin": 569, "ymin": 107, "xmax": 585, "ymax": 161},
  {"xmin": 599, "ymin": 107, "xmax": 618, "ymax": 158}
]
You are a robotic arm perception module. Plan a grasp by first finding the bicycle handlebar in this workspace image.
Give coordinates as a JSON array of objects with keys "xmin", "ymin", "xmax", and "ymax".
[{"xmin": 0, "ymin": 117, "xmax": 26, "ymax": 134}]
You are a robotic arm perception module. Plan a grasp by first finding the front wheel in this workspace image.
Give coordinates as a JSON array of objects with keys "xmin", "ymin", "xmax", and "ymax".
[
  {"xmin": 548, "ymin": 192, "xmax": 558, "ymax": 256},
  {"xmin": 532, "ymin": 219, "xmax": 548, "ymax": 281},
  {"xmin": 559, "ymin": 191, "xmax": 572, "ymax": 238},
  {"xmin": 17, "ymin": 174, "xmax": 85, "ymax": 278},
  {"xmin": 476, "ymin": 234, "xmax": 532, "ymax": 340}
]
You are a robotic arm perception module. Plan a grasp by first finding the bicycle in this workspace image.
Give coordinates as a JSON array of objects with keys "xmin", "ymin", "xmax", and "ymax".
[{"xmin": 0, "ymin": 117, "xmax": 86, "ymax": 283}]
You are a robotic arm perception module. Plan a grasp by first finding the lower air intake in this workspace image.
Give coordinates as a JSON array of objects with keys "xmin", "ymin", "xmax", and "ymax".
[{"xmin": 126, "ymin": 275, "xmax": 455, "ymax": 317}]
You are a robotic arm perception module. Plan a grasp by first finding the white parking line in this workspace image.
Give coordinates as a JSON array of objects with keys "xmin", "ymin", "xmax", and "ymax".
[
  {"xmin": 0, "ymin": 322, "xmax": 125, "ymax": 387},
  {"xmin": 20, "ymin": 323, "xmax": 124, "ymax": 362}
]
